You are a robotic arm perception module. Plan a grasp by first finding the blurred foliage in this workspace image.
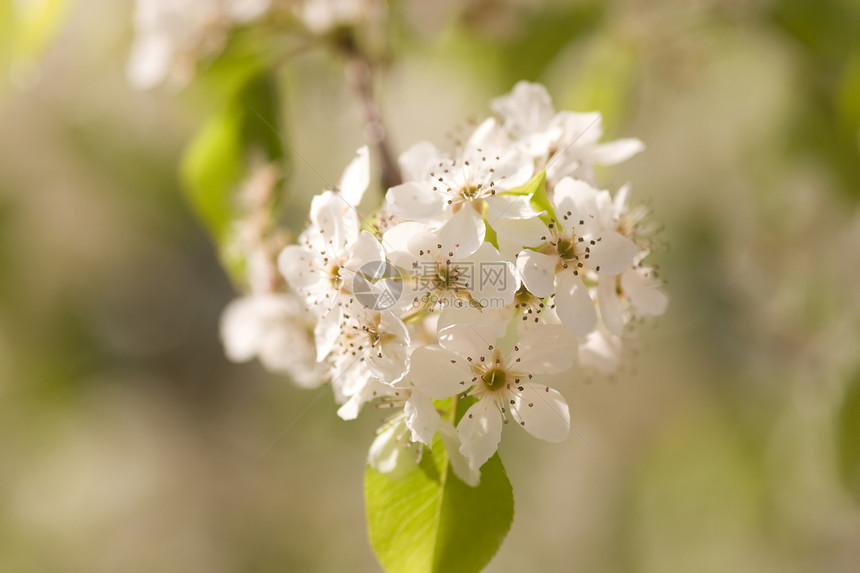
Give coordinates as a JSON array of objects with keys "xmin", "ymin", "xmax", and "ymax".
[
  {"xmin": 837, "ymin": 370, "xmax": 860, "ymax": 504},
  {"xmin": 0, "ymin": 0, "xmax": 69, "ymax": 98},
  {"xmin": 771, "ymin": 0, "xmax": 860, "ymax": 201},
  {"xmin": 181, "ymin": 72, "xmax": 285, "ymax": 287}
]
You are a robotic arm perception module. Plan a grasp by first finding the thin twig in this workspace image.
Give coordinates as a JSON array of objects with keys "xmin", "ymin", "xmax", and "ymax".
[{"xmin": 339, "ymin": 35, "xmax": 403, "ymax": 190}]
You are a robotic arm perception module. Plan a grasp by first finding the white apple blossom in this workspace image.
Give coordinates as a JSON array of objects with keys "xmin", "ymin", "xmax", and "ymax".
[
  {"xmin": 407, "ymin": 323, "xmax": 575, "ymax": 471},
  {"xmin": 515, "ymin": 177, "xmax": 638, "ymax": 336},
  {"xmin": 385, "ymin": 119, "xmax": 534, "ymax": 226},
  {"xmin": 327, "ymin": 300, "xmax": 411, "ymax": 419},
  {"xmin": 383, "ymin": 207, "xmax": 517, "ymax": 315},
  {"xmin": 220, "ymin": 293, "xmax": 324, "ymax": 387},
  {"xmin": 492, "ymin": 81, "xmax": 644, "ymax": 186},
  {"xmin": 218, "ymin": 82, "xmax": 666, "ymax": 485}
]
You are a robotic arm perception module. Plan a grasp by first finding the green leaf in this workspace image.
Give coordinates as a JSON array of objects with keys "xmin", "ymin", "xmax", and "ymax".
[
  {"xmin": 503, "ymin": 170, "xmax": 545, "ymax": 197},
  {"xmin": 559, "ymin": 32, "xmax": 639, "ymax": 134},
  {"xmin": 180, "ymin": 73, "xmax": 285, "ymax": 285},
  {"xmin": 837, "ymin": 369, "xmax": 860, "ymax": 503},
  {"xmin": 365, "ymin": 429, "xmax": 514, "ymax": 573},
  {"xmin": 502, "ymin": 170, "xmax": 555, "ymax": 224}
]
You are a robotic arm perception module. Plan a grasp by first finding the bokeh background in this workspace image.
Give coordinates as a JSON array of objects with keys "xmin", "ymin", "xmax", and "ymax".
[{"xmin": 1, "ymin": 0, "xmax": 859, "ymax": 571}]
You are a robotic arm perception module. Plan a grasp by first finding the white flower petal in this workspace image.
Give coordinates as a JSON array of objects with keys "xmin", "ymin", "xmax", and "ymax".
[
  {"xmin": 367, "ymin": 313, "xmax": 410, "ymax": 384},
  {"xmin": 551, "ymin": 111, "xmax": 604, "ymax": 146},
  {"xmin": 385, "ymin": 182, "xmax": 446, "ymax": 223},
  {"xmin": 468, "ymin": 243, "xmax": 517, "ymax": 307},
  {"xmin": 613, "ymin": 183, "xmax": 631, "ymax": 216},
  {"xmin": 465, "ymin": 117, "xmax": 501, "ymax": 150},
  {"xmin": 511, "ymin": 382, "xmax": 569, "ymax": 442},
  {"xmin": 310, "ymin": 190, "xmax": 358, "ymax": 252},
  {"xmin": 407, "ymin": 346, "xmax": 471, "ymax": 399},
  {"xmin": 436, "ymin": 305, "xmax": 509, "ymax": 335},
  {"xmin": 439, "ymin": 207, "xmax": 485, "ymax": 258},
  {"xmin": 339, "ymin": 145, "xmax": 370, "ymax": 207},
  {"xmin": 259, "ymin": 330, "xmax": 323, "ymax": 386},
  {"xmin": 578, "ymin": 325, "xmax": 622, "ymax": 374},
  {"xmin": 277, "ymin": 245, "xmax": 324, "ymax": 292},
  {"xmin": 512, "ymin": 325, "xmax": 577, "ymax": 374},
  {"xmin": 598, "ymin": 276, "xmax": 625, "ymax": 336},
  {"xmin": 127, "ymin": 34, "xmax": 172, "ymax": 89},
  {"xmin": 438, "ymin": 420, "xmax": 480, "ymax": 487},
  {"xmin": 592, "ymin": 138, "xmax": 645, "ymax": 165},
  {"xmin": 491, "ymin": 81, "xmax": 555, "ymax": 139},
  {"xmin": 404, "ymin": 391, "xmax": 440, "ymax": 445},
  {"xmin": 313, "ymin": 305, "xmax": 341, "ymax": 361},
  {"xmin": 382, "ymin": 222, "xmax": 436, "ymax": 267},
  {"xmin": 438, "ymin": 323, "xmax": 503, "ymax": 359},
  {"xmin": 345, "ymin": 230, "xmax": 385, "ymax": 273},
  {"xmin": 368, "ymin": 420, "xmax": 417, "ymax": 478},
  {"xmin": 458, "ymin": 399, "xmax": 503, "ymax": 471},
  {"xmin": 494, "ymin": 216, "xmax": 549, "ymax": 260},
  {"xmin": 553, "ymin": 177, "xmax": 601, "ymax": 227},
  {"xmin": 516, "ymin": 250, "xmax": 557, "ymax": 298},
  {"xmin": 336, "ymin": 375, "xmax": 381, "ymax": 420},
  {"xmin": 228, "ymin": 0, "xmax": 271, "ymax": 21},
  {"xmin": 490, "ymin": 147, "xmax": 535, "ymax": 190},
  {"xmin": 590, "ymin": 230, "xmax": 637, "ymax": 275},
  {"xmin": 554, "ymin": 272, "xmax": 597, "ymax": 335},
  {"xmin": 621, "ymin": 268, "xmax": 669, "ymax": 316},
  {"xmin": 219, "ymin": 296, "xmax": 265, "ymax": 362},
  {"xmin": 398, "ymin": 141, "xmax": 446, "ymax": 181}
]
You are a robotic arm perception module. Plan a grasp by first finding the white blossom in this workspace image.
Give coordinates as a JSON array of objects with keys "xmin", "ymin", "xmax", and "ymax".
[
  {"xmin": 492, "ymin": 81, "xmax": 644, "ymax": 186},
  {"xmin": 385, "ymin": 120, "xmax": 534, "ymax": 226},
  {"xmin": 218, "ymin": 82, "xmax": 667, "ymax": 484},
  {"xmin": 407, "ymin": 324, "xmax": 575, "ymax": 471},
  {"xmin": 219, "ymin": 293, "xmax": 323, "ymax": 387},
  {"xmin": 383, "ymin": 207, "xmax": 517, "ymax": 315}
]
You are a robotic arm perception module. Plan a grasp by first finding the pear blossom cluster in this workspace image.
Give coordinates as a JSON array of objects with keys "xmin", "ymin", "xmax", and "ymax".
[{"xmin": 221, "ymin": 82, "xmax": 668, "ymax": 483}]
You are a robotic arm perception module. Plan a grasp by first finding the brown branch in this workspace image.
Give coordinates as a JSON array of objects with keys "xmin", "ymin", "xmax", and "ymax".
[{"xmin": 339, "ymin": 36, "xmax": 403, "ymax": 190}]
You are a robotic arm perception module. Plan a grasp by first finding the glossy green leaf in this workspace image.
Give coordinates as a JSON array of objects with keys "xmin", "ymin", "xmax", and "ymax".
[
  {"xmin": 503, "ymin": 170, "xmax": 545, "ymax": 197},
  {"xmin": 503, "ymin": 170, "xmax": 554, "ymax": 224},
  {"xmin": 365, "ymin": 429, "xmax": 514, "ymax": 573}
]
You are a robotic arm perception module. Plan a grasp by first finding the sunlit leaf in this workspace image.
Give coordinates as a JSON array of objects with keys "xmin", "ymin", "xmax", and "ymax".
[
  {"xmin": 502, "ymin": 171, "xmax": 554, "ymax": 224},
  {"xmin": 365, "ymin": 406, "xmax": 514, "ymax": 573}
]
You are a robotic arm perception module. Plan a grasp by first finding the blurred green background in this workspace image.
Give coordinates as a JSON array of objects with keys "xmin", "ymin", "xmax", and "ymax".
[{"xmin": 1, "ymin": 0, "xmax": 859, "ymax": 571}]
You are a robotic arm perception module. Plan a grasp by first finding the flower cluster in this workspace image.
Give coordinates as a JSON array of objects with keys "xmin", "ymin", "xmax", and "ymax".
[{"xmin": 222, "ymin": 82, "xmax": 668, "ymax": 483}]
